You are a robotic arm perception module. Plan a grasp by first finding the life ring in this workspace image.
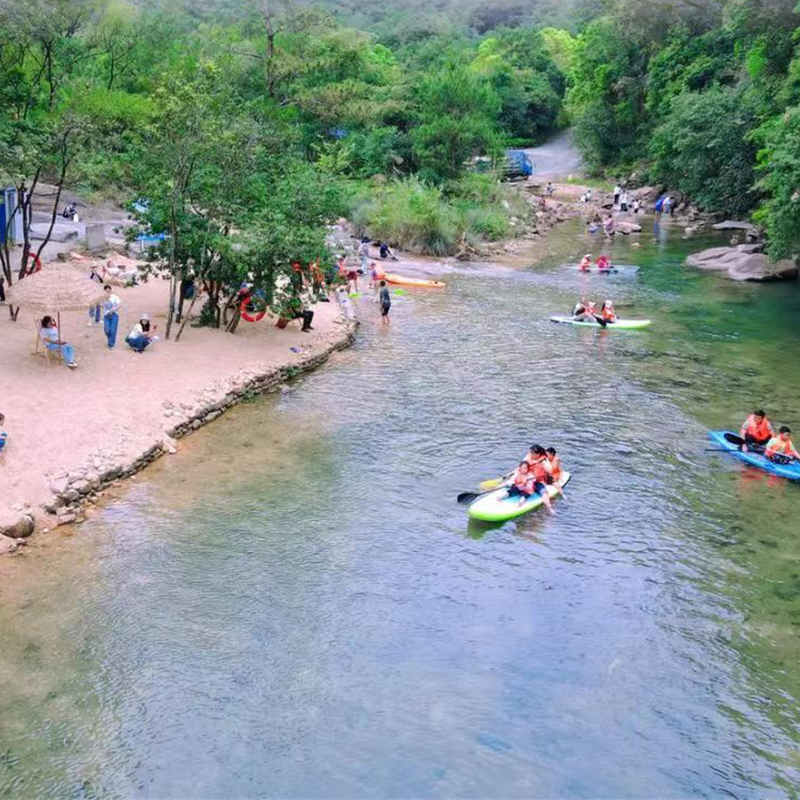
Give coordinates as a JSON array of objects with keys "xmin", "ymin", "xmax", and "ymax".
[{"xmin": 240, "ymin": 295, "xmax": 267, "ymax": 323}]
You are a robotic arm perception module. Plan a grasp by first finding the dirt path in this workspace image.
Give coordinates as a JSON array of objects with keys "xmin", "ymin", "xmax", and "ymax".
[{"xmin": 524, "ymin": 129, "xmax": 583, "ymax": 179}]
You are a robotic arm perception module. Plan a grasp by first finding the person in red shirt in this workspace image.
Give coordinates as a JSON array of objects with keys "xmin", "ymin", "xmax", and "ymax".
[
  {"xmin": 596, "ymin": 255, "xmax": 610, "ymax": 271},
  {"xmin": 740, "ymin": 409, "xmax": 774, "ymax": 451}
]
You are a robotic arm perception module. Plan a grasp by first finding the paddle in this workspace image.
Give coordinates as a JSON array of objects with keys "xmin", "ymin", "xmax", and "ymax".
[
  {"xmin": 458, "ymin": 489, "xmax": 493, "ymax": 505},
  {"xmin": 724, "ymin": 433, "xmax": 745, "ymax": 447},
  {"xmin": 479, "ymin": 472, "xmax": 512, "ymax": 492}
]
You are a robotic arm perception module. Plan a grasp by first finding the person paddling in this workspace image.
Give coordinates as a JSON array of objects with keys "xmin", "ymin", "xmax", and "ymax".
[
  {"xmin": 765, "ymin": 427, "xmax": 800, "ymax": 464},
  {"xmin": 507, "ymin": 461, "xmax": 536, "ymax": 506},
  {"xmin": 740, "ymin": 409, "xmax": 774, "ymax": 451},
  {"xmin": 572, "ymin": 298, "xmax": 606, "ymax": 327},
  {"xmin": 522, "ymin": 444, "xmax": 556, "ymax": 513},
  {"xmin": 579, "ymin": 254, "xmax": 592, "ymax": 271},
  {"xmin": 600, "ymin": 300, "xmax": 617, "ymax": 323},
  {"xmin": 596, "ymin": 255, "xmax": 610, "ymax": 271}
]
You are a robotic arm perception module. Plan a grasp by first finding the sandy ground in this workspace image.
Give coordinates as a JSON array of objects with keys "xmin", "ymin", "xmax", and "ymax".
[{"xmin": 0, "ymin": 262, "xmax": 353, "ymax": 529}]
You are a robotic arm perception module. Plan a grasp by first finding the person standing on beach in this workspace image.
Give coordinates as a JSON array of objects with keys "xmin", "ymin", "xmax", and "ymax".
[
  {"xmin": 0, "ymin": 412, "xmax": 7, "ymax": 452},
  {"xmin": 102, "ymin": 285, "xmax": 121, "ymax": 349},
  {"xmin": 379, "ymin": 280, "xmax": 391, "ymax": 324}
]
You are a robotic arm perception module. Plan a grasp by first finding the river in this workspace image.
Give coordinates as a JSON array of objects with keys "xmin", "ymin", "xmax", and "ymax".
[{"xmin": 2, "ymin": 220, "xmax": 800, "ymax": 799}]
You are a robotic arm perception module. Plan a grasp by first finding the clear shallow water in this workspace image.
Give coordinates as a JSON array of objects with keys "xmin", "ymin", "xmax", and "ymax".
[{"xmin": 2, "ymin": 221, "xmax": 800, "ymax": 799}]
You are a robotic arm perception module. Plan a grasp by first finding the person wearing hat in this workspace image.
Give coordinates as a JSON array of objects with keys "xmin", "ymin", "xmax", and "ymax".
[{"xmin": 125, "ymin": 313, "xmax": 157, "ymax": 353}]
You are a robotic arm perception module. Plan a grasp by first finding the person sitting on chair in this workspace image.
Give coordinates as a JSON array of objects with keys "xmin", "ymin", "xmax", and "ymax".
[{"xmin": 40, "ymin": 316, "xmax": 77, "ymax": 369}]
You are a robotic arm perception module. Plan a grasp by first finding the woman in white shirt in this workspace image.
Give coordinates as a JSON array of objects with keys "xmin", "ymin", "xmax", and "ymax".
[{"xmin": 125, "ymin": 314, "xmax": 157, "ymax": 353}]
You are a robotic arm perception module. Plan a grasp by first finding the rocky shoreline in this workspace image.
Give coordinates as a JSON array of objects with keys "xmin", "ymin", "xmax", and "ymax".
[{"xmin": 0, "ymin": 322, "xmax": 356, "ymax": 556}]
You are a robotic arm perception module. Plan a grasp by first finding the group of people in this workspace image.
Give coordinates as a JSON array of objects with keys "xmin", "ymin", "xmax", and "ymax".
[
  {"xmin": 612, "ymin": 184, "xmax": 642, "ymax": 214},
  {"xmin": 504, "ymin": 444, "xmax": 565, "ymax": 513},
  {"xmin": 40, "ymin": 281, "xmax": 157, "ymax": 369},
  {"xmin": 740, "ymin": 410, "xmax": 799, "ymax": 463},
  {"xmin": 655, "ymin": 194, "xmax": 675, "ymax": 216},
  {"xmin": 579, "ymin": 253, "xmax": 613, "ymax": 272},
  {"xmin": 571, "ymin": 297, "xmax": 617, "ymax": 324},
  {"xmin": 337, "ymin": 250, "xmax": 393, "ymax": 323}
]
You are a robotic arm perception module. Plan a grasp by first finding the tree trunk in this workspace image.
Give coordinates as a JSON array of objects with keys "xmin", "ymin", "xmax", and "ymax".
[
  {"xmin": 175, "ymin": 293, "xmax": 200, "ymax": 342},
  {"xmin": 34, "ymin": 149, "xmax": 69, "ymax": 265}
]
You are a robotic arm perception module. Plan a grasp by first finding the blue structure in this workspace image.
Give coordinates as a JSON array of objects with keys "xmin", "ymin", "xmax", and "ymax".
[{"xmin": 0, "ymin": 187, "xmax": 22, "ymax": 245}]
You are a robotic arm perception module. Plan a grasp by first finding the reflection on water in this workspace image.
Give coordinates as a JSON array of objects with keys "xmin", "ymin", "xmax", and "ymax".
[{"xmin": 2, "ymin": 221, "xmax": 800, "ymax": 798}]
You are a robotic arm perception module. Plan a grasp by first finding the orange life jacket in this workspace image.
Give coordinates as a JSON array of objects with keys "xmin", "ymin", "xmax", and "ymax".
[
  {"xmin": 526, "ymin": 457, "xmax": 549, "ymax": 483},
  {"xmin": 744, "ymin": 415, "xmax": 772, "ymax": 441},
  {"xmin": 601, "ymin": 306, "xmax": 616, "ymax": 322},
  {"xmin": 549, "ymin": 457, "xmax": 562, "ymax": 482},
  {"xmin": 766, "ymin": 435, "xmax": 795, "ymax": 457}
]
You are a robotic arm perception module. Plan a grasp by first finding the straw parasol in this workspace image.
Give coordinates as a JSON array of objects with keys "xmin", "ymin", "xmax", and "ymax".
[{"xmin": 6, "ymin": 263, "xmax": 106, "ymax": 334}]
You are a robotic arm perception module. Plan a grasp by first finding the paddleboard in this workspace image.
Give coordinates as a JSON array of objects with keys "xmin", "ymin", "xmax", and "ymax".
[
  {"xmin": 708, "ymin": 431, "xmax": 800, "ymax": 481},
  {"xmin": 384, "ymin": 272, "xmax": 446, "ymax": 288},
  {"xmin": 468, "ymin": 472, "xmax": 571, "ymax": 522},
  {"xmin": 565, "ymin": 264, "xmax": 640, "ymax": 274},
  {"xmin": 550, "ymin": 315, "xmax": 652, "ymax": 329}
]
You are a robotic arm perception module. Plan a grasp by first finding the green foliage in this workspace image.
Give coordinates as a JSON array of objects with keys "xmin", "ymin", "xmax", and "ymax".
[
  {"xmin": 650, "ymin": 86, "xmax": 760, "ymax": 217},
  {"xmin": 754, "ymin": 105, "xmax": 800, "ymax": 259},
  {"xmin": 349, "ymin": 172, "xmax": 529, "ymax": 254},
  {"xmin": 350, "ymin": 177, "xmax": 460, "ymax": 254}
]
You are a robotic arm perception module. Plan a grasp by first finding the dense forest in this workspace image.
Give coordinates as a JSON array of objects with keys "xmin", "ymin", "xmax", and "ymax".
[{"xmin": 0, "ymin": 0, "xmax": 798, "ymax": 325}]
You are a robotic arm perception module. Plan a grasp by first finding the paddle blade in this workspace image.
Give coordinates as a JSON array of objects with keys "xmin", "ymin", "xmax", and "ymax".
[
  {"xmin": 478, "ymin": 477, "xmax": 504, "ymax": 491},
  {"xmin": 724, "ymin": 433, "xmax": 745, "ymax": 447},
  {"xmin": 457, "ymin": 492, "xmax": 480, "ymax": 505}
]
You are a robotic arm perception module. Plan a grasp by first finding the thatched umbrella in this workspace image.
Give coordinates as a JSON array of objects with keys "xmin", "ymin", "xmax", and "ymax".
[{"xmin": 6, "ymin": 264, "xmax": 106, "ymax": 335}]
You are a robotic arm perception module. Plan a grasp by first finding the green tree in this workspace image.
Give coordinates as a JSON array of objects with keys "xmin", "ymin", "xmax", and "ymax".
[
  {"xmin": 649, "ymin": 85, "xmax": 760, "ymax": 217},
  {"xmin": 411, "ymin": 63, "xmax": 502, "ymax": 181},
  {"xmin": 754, "ymin": 104, "xmax": 800, "ymax": 259}
]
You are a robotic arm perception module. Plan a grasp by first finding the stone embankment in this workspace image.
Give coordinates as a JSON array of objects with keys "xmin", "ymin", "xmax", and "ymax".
[{"xmin": 0, "ymin": 325, "xmax": 355, "ymax": 554}]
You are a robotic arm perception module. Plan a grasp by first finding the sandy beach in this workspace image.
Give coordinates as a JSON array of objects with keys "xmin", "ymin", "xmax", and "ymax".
[{"xmin": 0, "ymin": 262, "xmax": 355, "ymax": 547}]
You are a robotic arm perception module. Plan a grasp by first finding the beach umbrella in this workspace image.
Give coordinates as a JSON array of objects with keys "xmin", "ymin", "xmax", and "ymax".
[{"xmin": 5, "ymin": 263, "xmax": 106, "ymax": 334}]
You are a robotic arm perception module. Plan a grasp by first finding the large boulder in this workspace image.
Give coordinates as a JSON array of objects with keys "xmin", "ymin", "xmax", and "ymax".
[
  {"xmin": 712, "ymin": 220, "xmax": 759, "ymax": 234},
  {"xmin": 632, "ymin": 185, "xmax": 663, "ymax": 203},
  {"xmin": 616, "ymin": 220, "xmax": 642, "ymax": 235},
  {"xmin": 686, "ymin": 245, "xmax": 797, "ymax": 281},
  {"xmin": 728, "ymin": 254, "xmax": 797, "ymax": 282}
]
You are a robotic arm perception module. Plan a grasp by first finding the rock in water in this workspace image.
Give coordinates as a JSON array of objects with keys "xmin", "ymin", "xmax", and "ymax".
[
  {"xmin": 728, "ymin": 255, "xmax": 798, "ymax": 282},
  {"xmin": 686, "ymin": 245, "xmax": 797, "ymax": 282}
]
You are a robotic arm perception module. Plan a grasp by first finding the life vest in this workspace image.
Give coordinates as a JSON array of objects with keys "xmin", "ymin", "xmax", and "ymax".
[
  {"xmin": 602, "ymin": 306, "xmax": 616, "ymax": 322},
  {"xmin": 744, "ymin": 415, "xmax": 771, "ymax": 441},
  {"xmin": 766, "ymin": 435, "xmax": 795, "ymax": 456},
  {"xmin": 549, "ymin": 457, "xmax": 562, "ymax": 482},
  {"xmin": 579, "ymin": 257, "xmax": 591, "ymax": 270},
  {"xmin": 513, "ymin": 469, "xmax": 531, "ymax": 490},
  {"xmin": 586, "ymin": 302, "xmax": 597, "ymax": 315},
  {"xmin": 527, "ymin": 457, "xmax": 549, "ymax": 483},
  {"xmin": 597, "ymin": 257, "xmax": 609, "ymax": 269}
]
